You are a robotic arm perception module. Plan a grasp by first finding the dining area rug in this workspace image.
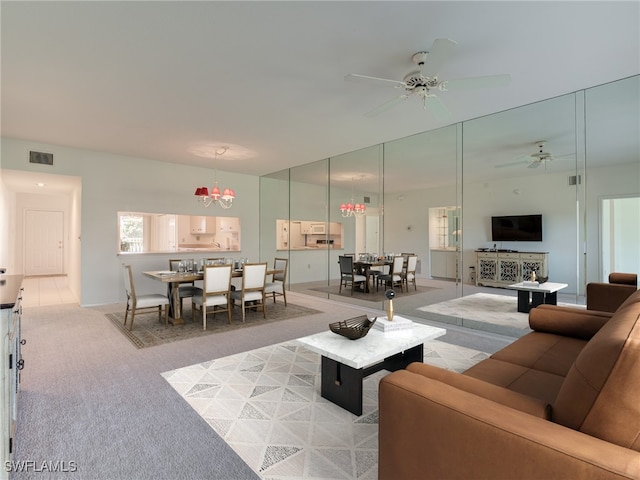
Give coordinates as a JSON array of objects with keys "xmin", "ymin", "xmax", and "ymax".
[
  {"xmin": 105, "ymin": 302, "xmax": 322, "ymax": 349},
  {"xmin": 309, "ymin": 284, "xmax": 439, "ymax": 302}
]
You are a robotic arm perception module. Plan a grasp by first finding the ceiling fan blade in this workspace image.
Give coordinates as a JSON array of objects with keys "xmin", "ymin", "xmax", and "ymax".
[
  {"xmin": 494, "ymin": 160, "xmax": 529, "ymax": 169},
  {"xmin": 445, "ymin": 74, "xmax": 511, "ymax": 91},
  {"xmin": 425, "ymin": 95, "xmax": 451, "ymax": 121},
  {"xmin": 364, "ymin": 95, "xmax": 409, "ymax": 117},
  {"xmin": 345, "ymin": 73, "xmax": 406, "ymax": 88},
  {"xmin": 422, "ymin": 38, "xmax": 457, "ymax": 77},
  {"xmin": 527, "ymin": 161, "xmax": 542, "ymax": 169}
]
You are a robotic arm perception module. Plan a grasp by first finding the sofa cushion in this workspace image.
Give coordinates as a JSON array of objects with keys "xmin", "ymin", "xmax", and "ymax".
[
  {"xmin": 490, "ymin": 331, "xmax": 588, "ymax": 377},
  {"xmin": 553, "ymin": 301, "xmax": 640, "ymax": 451},
  {"xmin": 464, "ymin": 357, "xmax": 565, "ymax": 405}
]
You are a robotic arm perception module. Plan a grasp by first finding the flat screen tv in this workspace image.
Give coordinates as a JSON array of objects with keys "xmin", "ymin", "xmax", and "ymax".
[{"xmin": 491, "ymin": 214, "xmax": 543, "ymax": 242}]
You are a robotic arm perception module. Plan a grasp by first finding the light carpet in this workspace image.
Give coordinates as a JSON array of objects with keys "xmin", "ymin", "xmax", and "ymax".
[
  {"xmin": 417, "ymin": 292, "xmax": 584, "ymax": 337},
  {"xmin": 162, "ymin": 339, "xmax": 489, "ymax": 479},
  {"xmin": 106, "ymin": 302, "xmax": 322, "ymax": 349}
]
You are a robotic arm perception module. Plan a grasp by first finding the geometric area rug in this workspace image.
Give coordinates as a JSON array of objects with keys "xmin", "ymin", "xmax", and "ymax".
[{"xmin": 162, "ymin": 339, "xmax": 489, "ymax": 479}]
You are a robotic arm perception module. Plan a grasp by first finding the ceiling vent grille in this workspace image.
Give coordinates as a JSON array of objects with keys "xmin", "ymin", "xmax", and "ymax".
[
  {"xmin": 363, "ymin": 196, "xmax": 371, "ymax": 204},
  {"xmin": 29, "ymin": 151, "xmax": 54, "ymax": 166},
  {"xmin": 568, "ymin": 174, "xmax": 582, "ymax": 185}
]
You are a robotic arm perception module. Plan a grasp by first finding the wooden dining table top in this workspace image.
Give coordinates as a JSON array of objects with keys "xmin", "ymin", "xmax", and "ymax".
[{"xmin": 143, "ymin": 268, "xmax": 282, "ymax": 283}]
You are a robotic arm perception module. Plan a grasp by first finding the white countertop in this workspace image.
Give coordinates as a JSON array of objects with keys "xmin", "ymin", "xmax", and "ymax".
[
  {"xmin": 507, "ymin": 282, "xmax": 568, "ymax": 293},
  {"xmin": 296, "ymin": 319, "xmax": 446, "ymax": 369}
]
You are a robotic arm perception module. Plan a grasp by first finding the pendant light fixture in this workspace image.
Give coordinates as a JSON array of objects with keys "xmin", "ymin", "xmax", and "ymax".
[{"xmin": 194, "ymin": 146, "xmax": 235, "ymax": 209}]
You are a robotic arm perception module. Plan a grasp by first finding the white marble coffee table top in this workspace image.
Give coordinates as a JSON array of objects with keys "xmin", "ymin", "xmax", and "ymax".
[
  {"xmin": 507, "ymin": 282, "xmax": 568, "ymax": 293},
  {"xmin": 296, "ymin": 320, "xmax": 446, "ymax": 369}
]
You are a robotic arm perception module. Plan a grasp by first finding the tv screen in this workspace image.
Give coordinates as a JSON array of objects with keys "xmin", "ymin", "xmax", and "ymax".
[{"xmin": 491, "ymin": 214, "xmax": 542, "ymax": 242}]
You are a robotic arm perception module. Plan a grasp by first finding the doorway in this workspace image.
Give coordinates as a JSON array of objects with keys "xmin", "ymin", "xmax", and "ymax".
[
  {"xmin": 600, "ymin": 196, "xmax": 640, "ymax": 280},
  {"xmin": 24, "ymin": 209, "xmax": 64, "ymax": 276}
]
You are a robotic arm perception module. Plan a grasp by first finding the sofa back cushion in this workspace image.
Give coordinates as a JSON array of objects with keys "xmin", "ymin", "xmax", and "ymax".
[{"xmin": 552, "ymin": 297, "xmax": 640, "ymax": 451}]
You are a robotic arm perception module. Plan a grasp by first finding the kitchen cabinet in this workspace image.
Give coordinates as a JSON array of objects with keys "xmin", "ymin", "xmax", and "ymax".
[
  {"xmin": 190, "ymin": 216, "xmax": 216, "ymax": 234},
  {"xmin": 329, "ymin": 222, "xmax": 342, "ymax": 235},
  {"xmin": 300, "ymin": 222, "xmax": 312, "ymax": 235},
  {"xmin": 430, "ymin": 249, "xmax": 457, "ymax": 279},
  {"xmin": 1, "ymin": 275, "xmax": 24, "ymax": 479},
  {"xmin": 476, "ymin": 251, "xmax": 549, "ymax": 287},
  {"xmin": 216, "ymin": 216, "xmax": 239, "ymax": 232}
]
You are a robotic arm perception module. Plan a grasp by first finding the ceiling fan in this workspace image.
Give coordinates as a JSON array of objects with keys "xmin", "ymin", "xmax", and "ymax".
[
  {"xmin": 495, "ymin": 141, "xmax": 575, "ymax": 169},
  {"xmin": 345, "ymin": 38, "xmax": 511, "ymax": 120}
]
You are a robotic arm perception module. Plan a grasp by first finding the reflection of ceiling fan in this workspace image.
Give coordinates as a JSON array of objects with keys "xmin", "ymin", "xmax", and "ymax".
[
  {"xmin": 345, "ymin": 38, "xmax": 511, "ymax": 120},
  {"xmin": 495, "ymin": 141, "xmax": 574, "ymax": 169}
]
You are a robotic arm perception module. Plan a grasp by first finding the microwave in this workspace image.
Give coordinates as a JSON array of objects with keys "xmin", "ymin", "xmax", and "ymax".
[{"xmin": 311, "ymin": 223, "xmax": 326, "ymax": 234}]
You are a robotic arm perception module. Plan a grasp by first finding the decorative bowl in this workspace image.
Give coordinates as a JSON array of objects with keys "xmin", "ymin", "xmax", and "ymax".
[
  {"xmin": 536, "ymin": 276, "xmax": 549, "ymax": 284},
  {"xmin": 329, "ymin": 316, "xmax": 377, "ymax": 340}
]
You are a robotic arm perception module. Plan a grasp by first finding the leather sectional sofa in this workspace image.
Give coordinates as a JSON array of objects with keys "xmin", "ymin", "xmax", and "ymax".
[{"xmin": 379, "ymin": 281, "xmax": 640, "ymax": 479}]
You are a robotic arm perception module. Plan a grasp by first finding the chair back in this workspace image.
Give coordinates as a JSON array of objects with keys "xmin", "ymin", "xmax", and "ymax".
[
  {"xmin": 406, "ymin": 255, "xmax": 418, "ymax": 272},
  {"xmin": 204, "ymin": 265, "xmax": 232, "ymax": 294},
  {"xmin": 169, "ymin": 259, "xmax": 181, "ymax": 271},
  {"xmin": 392, "ymin": 256, "xmax": 405, "ymax": 274},
  {"xmin": 242, "ymin": 263, "xmax": 268, "ymax": 290},
  {"xmin": 122, "ymin": 264, "xmax": 135, "ymax": 299},
  {"xmin": 273, "ymin": 258, "xmax": 288, "ymax": 282},
  {"xmin": 339, "ymin": 255, "xmax": 354, "ymax": 276}
]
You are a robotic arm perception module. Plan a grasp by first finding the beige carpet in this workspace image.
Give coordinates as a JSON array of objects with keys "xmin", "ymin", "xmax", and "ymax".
[
  {"xmin": 106, "ymin": 302, "xmax": 322, "ymax": 349},
  {"xmin": 310, "ymin": 284, "xmax": 439, "ymax": 302}
]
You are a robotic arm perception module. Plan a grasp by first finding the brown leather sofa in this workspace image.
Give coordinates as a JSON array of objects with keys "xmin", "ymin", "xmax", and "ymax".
[
  {"xmin": 586, "ymin": 272, "xmax": 638, "ymax": 312},
  {"xmin": 379, "ymin": 288, "xmax": 640, "ymax": 480}
]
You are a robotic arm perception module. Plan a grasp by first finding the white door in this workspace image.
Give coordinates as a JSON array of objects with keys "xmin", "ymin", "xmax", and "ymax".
[
  {"xmin": 24, "ymin": 210, "xmax": 64, "ymax": 276},
  {"xmin": 601, "ymin": 196, "xmax": 640, "ymax": 280}
]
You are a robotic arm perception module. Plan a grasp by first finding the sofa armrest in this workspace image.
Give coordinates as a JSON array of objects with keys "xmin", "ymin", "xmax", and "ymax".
[
  {"xmin": 406, "ymin": 362, "xmax": 551, "ymax": 418},
  {"xmin": 587, "ymin": 282, "xmax": 637, "ymax": 312},
  {"xmin": 379, "ymin": 370, "xmax": 640, "ymax": 480},
  {"xmin": 529, "ymin": 304, "xmax": 612, "ymax": 339}
]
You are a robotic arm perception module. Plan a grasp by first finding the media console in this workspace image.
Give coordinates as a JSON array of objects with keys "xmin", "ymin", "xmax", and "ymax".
[{"xmin": 475, "ymin": 250, "xmax": 548, "ymax": 288}]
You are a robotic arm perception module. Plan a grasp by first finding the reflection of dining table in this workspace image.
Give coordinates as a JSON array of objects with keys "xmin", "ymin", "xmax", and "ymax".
[
  {"xmin": 354, "ymin": 260, "xmax": 392, "ymax": 293},
  {"xmin": 143, "ymin": 268, "xmax": 282, "ymax": 325}
]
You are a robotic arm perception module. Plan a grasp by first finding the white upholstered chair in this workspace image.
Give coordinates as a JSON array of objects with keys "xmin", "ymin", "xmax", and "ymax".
[
  {"xmin": 122, "ymin": 264, "xmax": 170, "ymax": 331},
  {"xmin": 265, "ymin": 257, "xmax": 288, "ymax": 306},
  {"xmin": 230, "ymin": 262, "xmax": 268, "ymax": 323},
  {"xmin": 378, "ymin": 256, "xmax": 405, "ymax": 292},
  {"xmin": 339, "ymin": 255, "xmax": 367, "ymax": 295},
  {"xmin": 403, "ymin": 255, "xmax": 418, "ymax": 291},
  {"xmin": 191, "ymin": 264, "xmax": 233, "ymax": 330}
]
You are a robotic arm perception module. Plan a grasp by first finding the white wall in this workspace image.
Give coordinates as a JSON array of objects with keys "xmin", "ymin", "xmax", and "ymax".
[{"xmin": 1, "ymin": 137, "xmax": 260, "ymax": 306}]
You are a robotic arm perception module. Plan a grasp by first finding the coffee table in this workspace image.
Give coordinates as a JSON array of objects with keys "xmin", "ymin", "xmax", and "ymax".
[
  {"xmin": 507, "ymin": 281, "xmax": 569, "ymax": 313},
  {"xmin": 296, "ymin": 318, "xmax": 446, "ymax": 415}
]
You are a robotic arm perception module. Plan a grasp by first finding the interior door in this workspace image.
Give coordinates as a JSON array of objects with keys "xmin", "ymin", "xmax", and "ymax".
[{"xmin": 24, "ymin": 210, "xmax": 64, "ymax": 276}]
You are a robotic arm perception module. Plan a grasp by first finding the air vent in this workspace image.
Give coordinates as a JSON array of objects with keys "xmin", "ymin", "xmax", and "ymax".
[
  {"xmin": 568, "ymin": 174, "xmax": 582, "ymax": 185},
  {"xmin": 363, "ymin": 196, "xmax": 371, "ymax": 204},
  {"xmin": 29, "ymin": 151, "xmax": 54, "ymax": 165}
]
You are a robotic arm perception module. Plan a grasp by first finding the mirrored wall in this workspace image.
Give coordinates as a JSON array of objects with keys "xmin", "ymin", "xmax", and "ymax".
[{"xmin": 260, "ymin": 75, "xmax": 640, "ymax": 324}]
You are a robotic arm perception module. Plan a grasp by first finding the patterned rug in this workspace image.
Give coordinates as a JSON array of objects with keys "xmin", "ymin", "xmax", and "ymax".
[
  {"xmin": 310, "ymin": 284, "xmax": 438, "ymax": 302},
  {"xmin": 105, "ymin": 302, "xmax": 322, "ymax": 349},
  {"xmin": 162, "ymin": 339, "xmax": 489, "ymax": 479}
]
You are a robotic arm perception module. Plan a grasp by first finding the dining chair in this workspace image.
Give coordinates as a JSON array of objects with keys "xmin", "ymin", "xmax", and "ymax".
[
  {"xmin": 265, "ymin": 257, "xmax": 288, "ymax": 306},
  {"xmin": 378, "ymin": 256, "xmax": 405, "ymax": 292},
  {"xmin": 169, "ymin": 259, "xmax": 201, "ymax": 313},
  {"xmin": 404, "ymin": 255, "xmax": 418, "ymax": 291},
  {"xmin": 338, "ymin": 255, "xmax": 367, "ymax": 295},
  {"xmin": 191, "ymin": 264, "xmax": 233, "ymax": 329},
  {"xmin": 122, "ymin": 264, "xmax": 170, "ymax": 331},
  {"xmin": 230, "ymin": 262, "xmax": 268, "ymax": 322}
]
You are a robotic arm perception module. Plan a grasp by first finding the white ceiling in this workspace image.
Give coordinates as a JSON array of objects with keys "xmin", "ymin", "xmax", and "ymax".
[{"xmin": 2, "ymin": 1, "xmax": 639, "ymax": 180}]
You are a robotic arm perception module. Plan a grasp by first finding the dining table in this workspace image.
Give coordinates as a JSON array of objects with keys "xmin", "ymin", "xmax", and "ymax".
[
  {"xmin": 143, "ymin": 267, "xmax": 283, "ymax": 325},
  {"xmin": 353, "ymin": 259, "xmax": 392, "ymax": 293}
]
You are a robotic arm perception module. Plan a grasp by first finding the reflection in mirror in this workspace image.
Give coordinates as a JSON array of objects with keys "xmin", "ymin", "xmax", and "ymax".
[
  {"xmin": 117, "ymin": 212, "xmax": 241, "ymax": 254},
  {"xmin": 462, "ymin": 92, "xmax": 578, "ymax": 293},
  {"xmin": 276, "ymin": 220, "xmax": 343, "ymax": 250}
]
